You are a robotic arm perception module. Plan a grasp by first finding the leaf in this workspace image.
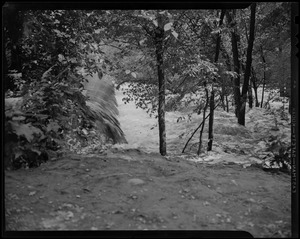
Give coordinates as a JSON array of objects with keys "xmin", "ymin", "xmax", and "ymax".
[
  {"xmin": 14, "ymin": 149, "xmax": 23, "ymax": 159},
  {"xmin": 171, "ymin": 30, "xmax": 178, "ymax": 39},
  {"xmin": 68, "ymin": 57, "xmax": 77, "ymax": 63},
  {"xmin": 211, "ymin": 28, "xmax": 222, "ymax": 35},
  {"xmin": 42, "ymin": 67, "xmax": 53, "ymax": 80},
  {"xmin": 152, "ymin": 20, "xmax": 158, "ymax": 27},
  {"xmin": 58, "ymin": 54, "xmax": 65, "ymax": 62},
  {"xmin": 164, "ymin": 22, "xmax": 172, "ymax": 31},
  {"xmin": 139, "ymin": 38, "xmax": 146, "ymax": 45},
  {"xmin": 46, "ymin": 121, "xmax": 61, "ymax": 133},
  {"xmin": 12, "ymin": 116, "xmax": 26, "ymax": 121},
  {"xmin": 29, "ymin": 191, "xmax": 37, "ymax": 196},
  {"xmin": 5, "ymin": 97, "xmax": 23, "ymax": 110},
  {"xmin": 125, "ymin": 70, "xmax": 131, "ymax": 74},
  {"xmin": 53, "ymin": 29, "xmax": 62, "ymax": 36},
  {"xmin": 82, "ymin": 129, "xmax": 88, "ymax": 135},
  {"xmin": 131, "ymin": 72, "xmax": 137, "ymax": 78},
  {"xmin": 31, "ymin": 148, "xmax": 41, "ymax": 155},
  {"xmin": 224, "ymin": 71, "xmax": 238, "ymax": 78},
  {"xmin": 10, "ymin": 121, "xmax": 43, "ymax": 142},
  {"xmin": 7, "ymin": 72, "xmax": 22, "ymax": 79}
]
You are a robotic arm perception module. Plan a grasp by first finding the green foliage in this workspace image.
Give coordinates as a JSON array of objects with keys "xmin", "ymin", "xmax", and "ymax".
[
  {"xmin": 252, "ymin": 2, "xmax": 291, "ymax": 93},
  {"xmin": 122, "ymin": 82, "xmax": 159, "ymax": 117},
  {"xmin": 4, "ymin": 6, "xmax": 291, "ymax": 166},
  {"xmin": 4, "ymin": 9, "xmax": 125, "ymax": 169},
  {"xmin": 5, "ymin": 99, "xmax": 52, "ymax": 169},
  {"xmin": 266, "ymin": 136, "xmax": 291, "ymax": 174},
  {"xmin": 107, "ymin": 10, "xmax": 222, "ymax": 117}
]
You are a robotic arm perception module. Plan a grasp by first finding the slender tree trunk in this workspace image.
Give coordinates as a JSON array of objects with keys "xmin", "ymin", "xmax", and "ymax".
[
  {"xmin": 260, "ymin": 46, "xmax": 266, "ymax": 108},
  {"xmin": 220, "ymin": 43, "xmax": 232, "ymax": 112},
  {"xmin": 214, "ymin": 9, "xmax": 225, "ymax": 64},
  {"xmin": 253, "ymin": 86, "xmax": 259, "ymax": 107},
  {"xmin": 254, "ymin": 87, "xmax": 259, "ymax": 107},
  {"xmin": 261, "ymin": 76, "xmax": 266, "ymax": 108},
  {"xmin": 279, "ymin": 86, "xmax": 285, "ymax": 97},
  {"xmin": 226, "ymin": 10, "xmax": 241, "ymax": 119},
  {"xmin": 225, "ymin": 94, "xmax": 229, "ymax": 112},
  {"xmin": 207, "ymin": 9, "xmax": 225, "ymax": 152},
  {"xmin": 221, "ymin": 79, "xmax": 226, "ymax": 111},
  {"xmin": 207, "ymin": 88, "xmax": 215, "ymax": 151},
  {"xmin": 251, "ymin": 67, "xmax": 260, "ymax": 107},
  {"xmin": 239, "ymin": 3, "xmax": 256, "ymax": 125},
  {"xmin": 155, "ymin": 14, "xmax": 167, "ymax": 156},
  {"xmin": 182, "ymin": 99, "xmax": 221, "ymax": 153},
  {"xmin": 248, "ymin": 80, "xmax": 253, "ymax": 109},
  {"xmin": 277, "ymin": 46, "xmax": 286, "ymax": 97},
  {"xmin": 197, "ymin": 88, "xmax": 209, "ymax": 155}
]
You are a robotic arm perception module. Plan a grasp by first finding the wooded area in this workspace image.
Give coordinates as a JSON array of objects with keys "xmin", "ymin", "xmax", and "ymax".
[
  {"xmin": 3, "ymin": 3, "xmax": 297, "ymax": 236},
  {"xmin": 4, "ymin": 3, "xmax": 292, "ymax": 170}
]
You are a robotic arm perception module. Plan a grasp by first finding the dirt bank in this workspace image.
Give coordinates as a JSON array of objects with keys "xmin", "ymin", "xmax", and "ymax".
[{"xmin": 5, "ymin": 149, "xmax": 291, "ymax": 237}]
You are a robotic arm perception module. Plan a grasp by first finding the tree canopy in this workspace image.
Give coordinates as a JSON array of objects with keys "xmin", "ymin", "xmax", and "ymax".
[{"xmin": 3, "ymin": 3, "xmax": 292, "ymax": 167}]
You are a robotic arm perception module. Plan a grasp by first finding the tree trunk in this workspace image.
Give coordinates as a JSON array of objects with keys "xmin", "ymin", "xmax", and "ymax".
[
  {"xmin": 207, "ymin": 9, "xmax": 225, "ymax": 152},
  {"xmin": 197, "ymin": 88, "xmax": 209, "ymax": 155},
  {"xmin": 155, "ymin": 14, "xmax": 167, "ymax": 156},
  {"xmin": 251, "ymin": 67, "xmax": 260, "ymax": 107},
  {"xmin": 261, "ymin": 75, "xmax": 266, "ymax": 108},
  {"xmin": 277, "ymin": 46, "xmax": 286, "ymax": 97},
  {"xmin": 207, "ymin": 88, "xmax": 215, "ymax": 151},
  {"xmin": 214, "ymin": 10, "xmax": 225, "ymax": 64},
  {"xmin": 3, "ymin": 4, "xmax": 23, "ymax": 91},
  {"xmin": 260, "ymin": 46, "xmax": 266, "ymax": 108},
  {"xmin": 220, "ymin": 43, "xmax": 232, "ymax": 112},
  {"xmin": 239, "ymin": 3, "xmax": 256, "ymax": 125},
  {"xmin": 279, "ymin": 84, "xmax": 285, "ymax": 97},
  {"xmin": 221, "ymin": 79, "xmax": 226, "ymax": 111},
  {"xmin": 226, "ymin": 11, "xmax": 241, "ymax": 119},
  {"xmin": 248, "ymin": 80, "xmax": 253, "ymax": 109},
  {"xmin": 182, "ymin": 100, "xmax": 221, "ymax": 153},
  {"xmin": 254, "ymin": 88, "xmax": 260, "ymax": 107},
  {"xmin": 5, "ymin": 10, "xmax": 23, "ymax": 72},
  {"xmin": 225, "ymin": 94, "xmax": 229, "ymax": 112}
]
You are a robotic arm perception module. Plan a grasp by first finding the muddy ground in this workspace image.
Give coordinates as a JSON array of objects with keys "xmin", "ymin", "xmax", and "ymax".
[{"xmin": 5, "ymin": 148, "xmax": 291, "ymax": 237}]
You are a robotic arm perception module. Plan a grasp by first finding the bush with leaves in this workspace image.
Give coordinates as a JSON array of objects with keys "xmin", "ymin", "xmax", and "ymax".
[
  {"xmin": 4, "ymin": 9, "xmax": 126, "ymax": 169},
  {"xmin": 264, "ymin": 135, "xmax": 291, "ymax": 174},
  {"xmin": 5, "ymin": 98, "xmax": 50, "ymax": 169}
]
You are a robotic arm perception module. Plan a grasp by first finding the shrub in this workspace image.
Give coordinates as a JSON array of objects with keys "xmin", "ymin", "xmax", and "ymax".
[{"xmin": 265, "ymin": 136, "xmax": 291, "ymax": 174}]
